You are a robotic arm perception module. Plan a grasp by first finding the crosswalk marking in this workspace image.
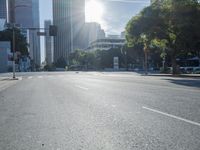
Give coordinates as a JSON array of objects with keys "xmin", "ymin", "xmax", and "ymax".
[
  {"xmin": 38, "ymin": 76, "xmax": 43, "ymax": 79},
  {"xmin": 25, "ymin": 75, "xmax": 67, "ymax": 80},
  {"xmin": 28, "ymin": 76, "xmax": 33, "ymax": 79}
]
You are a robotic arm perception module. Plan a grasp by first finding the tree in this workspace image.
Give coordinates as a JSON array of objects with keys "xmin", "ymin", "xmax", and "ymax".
[
  {"xmin": 0, "ymin": 28, "xmax": 29, "ymax": 55},
  {"xmin": 55, "ymin": 57, "xmax": 67, "ymax": 68},
  {"xmin": 126, "ymin": 0, "xmax": 200, "ymax": 74}
]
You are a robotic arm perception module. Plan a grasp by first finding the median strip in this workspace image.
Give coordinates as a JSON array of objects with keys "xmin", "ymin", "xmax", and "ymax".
[{"xmin": 142, "ymin": 106, "xmax": 200, "ymax": 127}]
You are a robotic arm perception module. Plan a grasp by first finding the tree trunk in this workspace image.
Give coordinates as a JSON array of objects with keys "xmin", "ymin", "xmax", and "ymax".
[
  {"xmin": 144, "ymin": 51, "xmax": 148, "ymax": 75},
  {"xmin": 171, "ymin": 55, "xmax": 179, "ymax": 75}
]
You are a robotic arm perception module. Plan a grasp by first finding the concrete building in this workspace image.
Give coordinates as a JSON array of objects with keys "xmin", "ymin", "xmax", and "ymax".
[
  {"xmin": 14, "ymin": 0, "xmax": 41, "ymax": 66},
  {"xmin": 121, "ymin": 31, "xmax": 125, "ymax": 39},
  {"xmin": 53, "ymin": 0, "xmax": 73, "ymax": 64},
  {"xmin": 53, "ymin": 0, "xmax": 87, "ymax": 64},
  {"xmin": 0, "ymin": 0, "xmax": 7, "ymax": 19},
  {"xmin": 83, "ymin": 22, "xmax": 106, "ymax": 49},
  {"xmin": 0, "ymin": 41, "xmax": 12, "ymax": 73},
  {"xmin": 44, "ymin": 20, "xmax": 54, "ymax": 65},
  {"xmin": 87, "ymin": 36, "xmax": 125, "ymax": 52}
]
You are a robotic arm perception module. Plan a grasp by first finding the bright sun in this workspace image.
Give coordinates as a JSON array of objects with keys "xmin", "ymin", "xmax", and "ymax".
[{"xmin": 85, "ymin": 0, "xmax": 104, "ymax": 23}]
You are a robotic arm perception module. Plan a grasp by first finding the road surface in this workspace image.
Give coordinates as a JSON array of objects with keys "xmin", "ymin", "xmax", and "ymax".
[{"xmin": 0, "ymin": 72, "xmax": 200, "ymax": 150}]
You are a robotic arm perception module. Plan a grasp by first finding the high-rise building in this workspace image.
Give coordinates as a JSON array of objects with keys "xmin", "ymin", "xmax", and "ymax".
[
  {"xmin": 7, "ymin": 0, "xmax": 15, "ymax": 23},
  {"xmin": 14, "ymin": 0, "xmax": 41, "ymax": 66},
  {"xmin": 0, "ymin": 0, "xmax": 7, "ymax": 19},
  {"xmin": 84, "ymin": 22, "xmax": 106, "ymax": 48},
  {"xmin": 53, "ymin": 0, "xmax": 72, "ymax": 64},
  {"xmin": 53, "ymin": 0, "xmax": 86, "ymax": 64},
  {"xmin": 30, "ymin": 0, "xmax": 40, "ymax": 67},
  {"xmin": 71, "ymin": 0, "xmax": 85, "ymax": 50},
  {"xmin": 44, "ymin": 20, "xmax": 54, "ymax": 65}
]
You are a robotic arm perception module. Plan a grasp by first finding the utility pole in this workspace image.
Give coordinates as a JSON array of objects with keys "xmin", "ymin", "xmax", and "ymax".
[{"xmin": 12, "ymin": 26, "xmax": 16, "ymax": 79}]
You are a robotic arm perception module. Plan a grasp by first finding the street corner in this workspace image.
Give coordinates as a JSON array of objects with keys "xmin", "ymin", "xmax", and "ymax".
[
  {"xmin": 0, "ymin": 76, "xmax": 22, "ymax": 81},
  {"xmin": 0, "ymin": 77, "xmax": 22, "ymax": 92}
]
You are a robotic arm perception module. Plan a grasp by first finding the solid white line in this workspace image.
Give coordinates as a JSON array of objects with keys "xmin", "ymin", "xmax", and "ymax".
[
  {"xmin": 142, "ymin": 106, "xmax": 200, "ymax": 127},
  {"xmin": 75, "ymin": 85, "xmax": 89, "ymax": 91}
]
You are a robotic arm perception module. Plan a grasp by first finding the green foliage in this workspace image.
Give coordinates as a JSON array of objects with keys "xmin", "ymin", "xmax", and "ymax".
[
  {"xmin": 55, "ymin": 57, "xmax": 67, "ymax": 68},
  {"xmin": 126, "ymin": 0, "xmax": 200, "ymax": 74},
  {"xmin": 69, "ymin": 48, "xmax": 128, "ymax": 70},
  {"xmin": 44, "ymin": 63, "xmax": 56, "ymax": 71},
  {"xmin": 0, "ymin": 28, "xmax": 29, "ymax": 55}
]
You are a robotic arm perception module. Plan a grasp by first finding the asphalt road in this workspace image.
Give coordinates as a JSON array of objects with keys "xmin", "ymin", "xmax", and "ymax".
[{"xmin": 0, "ymin": 72, "xmax": 200, "ymax": 150}]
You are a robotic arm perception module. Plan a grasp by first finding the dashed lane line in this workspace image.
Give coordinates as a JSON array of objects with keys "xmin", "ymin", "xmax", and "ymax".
[
  {"xmin": 75, "ymin": 85, "xmax": 89, "ymax": 91},
  {"xmin": 143, "ymin": 106, "xmax": 200, "ymax": 127}
]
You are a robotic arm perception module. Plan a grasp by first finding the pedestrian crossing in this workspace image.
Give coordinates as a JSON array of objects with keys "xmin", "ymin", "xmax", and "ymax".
[{"xmin": 23, "ymin": 75, "xmax": 67, "ymax": 80}]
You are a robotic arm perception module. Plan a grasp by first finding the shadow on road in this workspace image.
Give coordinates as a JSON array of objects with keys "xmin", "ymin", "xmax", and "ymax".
[{"xmin": 164, "ymin": 78, "xmax": 200, "ymax": 88}]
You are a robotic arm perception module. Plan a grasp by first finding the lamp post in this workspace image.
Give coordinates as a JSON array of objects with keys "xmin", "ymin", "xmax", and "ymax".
[
  {"xmin": 6, "ymin": 23, "xmax": 18, "ymax": 79},
  {"xmin": 12, "ymin": 26, "xmax": 16, "ymax": 79}
]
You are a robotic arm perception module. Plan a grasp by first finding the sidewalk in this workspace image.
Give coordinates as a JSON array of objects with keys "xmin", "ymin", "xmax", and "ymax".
[
  {"xmin": 148, "ymin": 73, "xmax": 200, "ymax": 78},
  {"xmin": 0, "ymin": 77, "xmax": 20, "ymax": 92}
]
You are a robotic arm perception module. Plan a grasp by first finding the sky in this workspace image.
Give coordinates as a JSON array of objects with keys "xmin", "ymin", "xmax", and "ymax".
[
  {"xmin": 39, "ymin": 0, "xmax": 150, "ymax": 34},
  {"xmin": 39, "ymin": 0, "xmax": 150, "ymax": 62}
]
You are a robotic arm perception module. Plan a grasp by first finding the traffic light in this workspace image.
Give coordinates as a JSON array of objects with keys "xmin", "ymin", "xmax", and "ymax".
[{"xmin": 49, "ymin": 25, "xmax": 57, "ymax": 36}]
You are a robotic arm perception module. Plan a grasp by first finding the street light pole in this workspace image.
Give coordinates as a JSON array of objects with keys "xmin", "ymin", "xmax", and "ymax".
[{"xmin": 12, "ymin": 26, "xmax": 16, "ymax": 79}]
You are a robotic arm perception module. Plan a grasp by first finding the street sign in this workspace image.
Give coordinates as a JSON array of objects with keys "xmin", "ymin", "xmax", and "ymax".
[
  {"xmin": 37, "ymin": 32, "xmax": 46, "ymax": 36},
  {"xmin": 49, "ymin": 25, "xmax": 57, "ymax": 36}
]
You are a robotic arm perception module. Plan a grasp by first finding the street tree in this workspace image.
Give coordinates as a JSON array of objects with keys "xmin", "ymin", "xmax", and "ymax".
[
  {"xmin": 126, "ymin": 0, "xmax": 200, "ymax": 74},
  {"xmin": 0, "ymin": 28, "xmax": 29, "ymax": 55}
]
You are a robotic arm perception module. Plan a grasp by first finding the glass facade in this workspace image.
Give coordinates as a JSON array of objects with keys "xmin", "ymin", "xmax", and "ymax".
[
  {"xmin": 0, "ymin": 0, "xmax": 7, "ymax": 19},
  {"xmin": 44, "ymin": 20, "xmax": 54, "ymax": 65},
  {"xmin": 53, "ymin": 0, "xmax": 72, "ymax": 64},
  {"xmin": 14, "ymin": 0, "xmax": 41, "ymax": 66}
]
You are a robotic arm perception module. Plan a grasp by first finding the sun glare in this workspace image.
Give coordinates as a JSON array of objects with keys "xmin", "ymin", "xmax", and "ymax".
[{"xmin": 85, "ymin": 0, "xmax": 104, "ymax": 23}]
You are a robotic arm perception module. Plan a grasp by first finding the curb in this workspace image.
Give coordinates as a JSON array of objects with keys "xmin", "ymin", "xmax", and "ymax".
[{"xmin": 146, "ymin": 74, "xmax": 200, "ymax": 78}]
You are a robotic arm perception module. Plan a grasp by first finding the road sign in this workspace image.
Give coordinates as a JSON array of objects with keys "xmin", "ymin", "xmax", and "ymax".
[
  {"xmin": 49, "ymin": 25, "xmax": 57, "ymax": 36},
  {"xmin": 37, "ymin": 32, "xmax": 46, "ymax": 36}
]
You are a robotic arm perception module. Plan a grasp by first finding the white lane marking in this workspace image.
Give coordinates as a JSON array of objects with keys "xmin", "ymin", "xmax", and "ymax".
[
  {"xmin": 59, "ymin": 75, "xmax": 65, "ymax": 77},
  {"xmin": 112, "ymin": 105, "xmax": 116, "ymax": 108},
  {"xmin": 38, "ymin": 76, "xmax": 43, "ymax": 79},
  {"xmin": 75, "ymin": 85, "xmax": 89, "ymax": 91},
  {"xmin": 28, "ymin": 76, "xmax": 33, "ymax": 79},
  {"xmin": 143, "ymin": 106, "xmax": 200, "ymax": 127}
]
